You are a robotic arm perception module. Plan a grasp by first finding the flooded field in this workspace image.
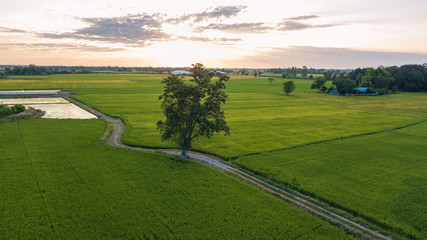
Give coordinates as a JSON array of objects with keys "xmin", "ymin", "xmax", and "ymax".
[{"xmin": 0, "ymin": 98, "xmax": 97, "ymax": 119}]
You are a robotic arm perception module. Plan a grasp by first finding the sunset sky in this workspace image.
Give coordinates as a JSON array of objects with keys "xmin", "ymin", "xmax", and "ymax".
[{"xmin": 1, "ymin": 0, "xmax": 426, "ymax": 68}]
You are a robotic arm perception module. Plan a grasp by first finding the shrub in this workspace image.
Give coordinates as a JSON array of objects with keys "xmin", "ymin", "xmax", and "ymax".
[
  {"xmin": 378, "ymin": 88, "xmax": 389, "ymax": 95},
  {"xmin": 0, "ymin": 104, "xmax": 26, "ymax": 118}
]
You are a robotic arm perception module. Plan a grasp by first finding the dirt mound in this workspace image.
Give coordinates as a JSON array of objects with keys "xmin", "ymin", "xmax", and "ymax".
[{"xmin": 9, "ymin": 107, "xmax": 45, "ymax": 120}]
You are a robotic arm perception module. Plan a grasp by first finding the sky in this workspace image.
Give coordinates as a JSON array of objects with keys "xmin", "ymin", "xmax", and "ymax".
[{"xmin": 1, "ymin": 0, "xmax": 427, "ymax": 68}]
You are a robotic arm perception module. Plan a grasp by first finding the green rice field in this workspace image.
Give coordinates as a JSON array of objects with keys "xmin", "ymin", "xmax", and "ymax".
[
  {"xmin": 2, "ymin": 74, "xmax": 427, "ymax": 158},
  {"xmin": 1, "ymin": 73, "xmax": 427, "ymax": 239},
  {"xmin": 235, "ymin": 121, "xmax": 427, "ymax": 239},
  {"xmin": 0, "ymin": 119, "xmax": 353, "ymax": 239}
]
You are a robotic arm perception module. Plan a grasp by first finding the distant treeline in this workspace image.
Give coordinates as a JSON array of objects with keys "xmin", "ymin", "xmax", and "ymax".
[
  {"xmin": 0, "ymin": 65, "xmax": 227, "ymax": 75},
  {"xmin": 2, "ymin": 64, "xmax": 427, "ymax": 93},
  {"xmin": 235, "ymin": 66, "xmax": 350, "ymax": 78},
  {"xmin": 266, "ymin": 67, "xmax": 349, "ymax": 76},
  {"xmin": 3, "ymin": 65, "xmax": 91, "ymax": 75},
  {"xmin": 330, "ymin": 64, "xmax": 427, "ymax": 94}
]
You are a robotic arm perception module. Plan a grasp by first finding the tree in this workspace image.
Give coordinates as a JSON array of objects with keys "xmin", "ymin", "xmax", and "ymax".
[
  {"xmin": 283, "ymin": 81, "xmax": 295, "ymax": 95},
  {"xmin": 268, "ymin": 77, "xmax": 274, "ymax": 85},
  {"xmin": 157, "ymin": 63, "xmax": 230, "ymax": 159},
  {"xmin": 302, "ymin": 66, "xmax": 308, "ymax": 78},
  {"xmin": 362, "ymin": 67, "xmax": 394, "ymax": 90},
  {"xmin": 348, "ymin": 68, "xmax": 367, "ymax": 86},
  {"xmin": 334, "ymin": 78, "xmax": 356, "ymax": 95},
  {"xmin": 311, "ymin": 76, "xmax": 327, "ymax": 92},
  {"xmin": 320, "ymin": 85, "xmax": 328, "ymax": 92},
  {"xmin": 394, "ymin": 65, "xmax": 427, "ymax": 92},
  {"xmin": 323, "ymin": 72, "xmax": 332, "ymax": 81},
  {"xmin": 287, "ymin": 67, "xmax": 297, "ymax": 78},
  {"xmin": 254, "ymin": 72, "xmax": 258, "ymax": 77}
]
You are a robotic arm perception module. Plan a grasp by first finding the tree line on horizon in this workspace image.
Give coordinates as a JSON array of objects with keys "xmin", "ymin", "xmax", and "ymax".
[
  {"xmin": 2, "ymin": 63, "xmax": 427, "ymax": 93},
  {"xmin": 330, "ymin": 64, "xmax": 427, "ymax": 94}
]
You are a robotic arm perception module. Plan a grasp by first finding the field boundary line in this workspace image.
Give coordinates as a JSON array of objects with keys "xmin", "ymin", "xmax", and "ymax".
[
  {"xmin": 16, "ymin": 121, "xmax": 57, "ymax": 238},
  {"xmin": 231, "ymin": 119, "xmax": 427, "ymax": 160},
  {"xmin": 64, "ymin": 96, "xmax": 397, "ymax": 240}
]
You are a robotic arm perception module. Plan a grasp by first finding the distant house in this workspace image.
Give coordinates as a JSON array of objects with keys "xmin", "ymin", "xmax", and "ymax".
[
  {"xmin": 354, "ymin": 87, "xmax": 368, "ymax": 93},
  {"xmin": 215, "ymin": 71, "xmax": 227, "ymax": 76},
  {"xmin": 354, "ymin": 87, "xmax": 378, "ymax": 96},
  {"xmin": 209, "ymin": 71, "xmax": 228, "ymax": 76},
  {"xmin": 171, "ymin": 70, "xmax": 192, "ymax": 76},
  {"xmin": 330, "ymin": 89, "xmax": 338, "ymax": 95}
]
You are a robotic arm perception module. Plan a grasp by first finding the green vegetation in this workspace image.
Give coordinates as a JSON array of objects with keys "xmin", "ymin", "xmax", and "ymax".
[
  {"xmin": 1, "ymin": 74, "xmax": 427, "ymax": 159},
  {"xmin": 1, "ymin": 73, "xmax": 426, "ymax": 238},
  {"xmin": 283, "ymin": 80, "xmax": 296, "ymax": 95},
  {"xmin": 158, "ymin": 64, "xmax": 229, "ymax": 159},
  {"xmin": 235, "ymin": 121, "xmax": 427, "ymax": 239},
  {"xmin": 0, "ymin": 104, "xmax": 25, "ymax": 118},
  {"xmin": 311, "ymin": 76, "xmax": 327, "ymax": 92},
  {"xmin": 344, "ymin": 64, "xmax": 427, "ymax": 94},
  {"xmin": 0, "ymin": 119, "xmax": 353, "ymax": 239}
]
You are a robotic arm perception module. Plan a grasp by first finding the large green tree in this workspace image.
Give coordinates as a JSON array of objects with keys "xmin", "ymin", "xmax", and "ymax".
[
  {"xmin": 394, "ymin": 65, "xmax": 427, "ymax": 92},
  {"xmin": 334, "ymin": 78, "xmax": 356, "ymax": 95},
  {"xmin": 283, "ymin": 81, "xmax": 295, "ymax": 95},
  {"xmin": 157, "ymin": 63, "xmax": 230, "ymax": 159}
]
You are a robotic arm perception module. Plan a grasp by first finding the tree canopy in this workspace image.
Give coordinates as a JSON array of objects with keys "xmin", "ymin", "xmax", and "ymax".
[
  {"xmin": 157, "ymin": 63, "xmax": 230, "ymax": 159},
  {"xmin": 311, "ymin": 76, "xmax": 327, "ymax": 92},
  {"xmin": 333, "ymin": 76, "xmax": 356, "ymax": 95},
  {"xmin": 283, "ymin": 81, "xmax": 295, "ymax": 95},
  {"xmin": 394, "ymin": 65, "xmax": 427, "ymax": 92}
]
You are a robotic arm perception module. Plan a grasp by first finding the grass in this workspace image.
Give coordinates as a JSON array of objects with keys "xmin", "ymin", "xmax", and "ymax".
[
  {"xmin": 235, "ymin": 121, "xmax": 427, "ymax": 239},
  {"xmin": 1, "ymin": 74, "xmax": 427, "ymax": 159},
  {"xmin": 0, "ymin": 118, "xmax": 354, "ymax": 239},
  {"xmin": 1, "ymin": 73, "xmax": 427, "ymax": 238}
]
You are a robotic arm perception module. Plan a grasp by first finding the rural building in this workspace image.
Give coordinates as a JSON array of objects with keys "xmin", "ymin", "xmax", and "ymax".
[
  {"xmin": 354, "ymin": 87, "xmax": 368, "ymax": 93},
  {"xmin": 330, "ymin": 89, "xmax": 338, "ymax": 95},
  {"xmin": 171, "ymin": 70, "xmax": 192, "ymax": 76},
  {"xmin": 210, "ymin": 71, "xmax": 227, "ymax": 76}
]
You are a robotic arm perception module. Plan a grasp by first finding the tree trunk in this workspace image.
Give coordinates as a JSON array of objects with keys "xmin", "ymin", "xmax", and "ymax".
[{"xmin": 180, "ymin": 148, "xmax": 188, "ymax": 159}]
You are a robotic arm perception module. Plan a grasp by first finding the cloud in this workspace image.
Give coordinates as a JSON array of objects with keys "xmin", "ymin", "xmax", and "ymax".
[
  {"xmin": 0, "ymin": 43, "xmax": 126, "ymax": 52},
  {"xmin": 177, "ymin": 36, "xmax": 241, "ymax": 42},
  {"xmin": 278, "ymin": 15, "xmax": 343, "ymax": 32},
  {"xmin": 0, "ymin": 26, "xmax": 27, "ymax": 33},
  {"xmin": 278, "ymin": 22, "xmax": 340, "ymax": 31},
  {"xmin": 167, "ymin": 5, "xmax": 246, "ymax": 24},
  {"xmin": 285, "ymin": 15, "xmax": 319, "ymax": 21},
  {"xmin": 223, "ymin": 46, "xmax": 427, "ymax": 68},
  {"xmin": 194, "ymin": 23, "xmax": 271, "ymax": 33},
  {"xmin": 40, "ymin": 14, "xmax": 169, "ymax": 46}
]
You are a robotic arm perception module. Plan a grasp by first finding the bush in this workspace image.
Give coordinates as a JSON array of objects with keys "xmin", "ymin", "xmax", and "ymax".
[
  {"xmin": 0, "ymin": 104, "xmax": 26, "ymax": 118},
  {"xmin": 366, "ymin": 87, "xmax": 377, "ymax": 94},
  {"xmin": 320, "ymin": 85, "xmax": 328, "ymax": 92},
  {"xmin": 10, "ymin": 104, "xmax": 25, "ymax": 114},
  {"xmin": 378, "ymin": 88, "xmax": 389, "ymax": 95}
]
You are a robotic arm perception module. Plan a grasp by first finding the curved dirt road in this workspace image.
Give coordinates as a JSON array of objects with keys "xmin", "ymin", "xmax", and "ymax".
[{"xmin": 65, "ymin": 96, "xmax": 392, "ymax": 240}]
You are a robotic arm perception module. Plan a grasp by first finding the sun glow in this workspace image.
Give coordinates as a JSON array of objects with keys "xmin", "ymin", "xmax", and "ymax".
[{"xmin": 144, "ymin": 40, "xmax": 240, "ymax": 67}]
